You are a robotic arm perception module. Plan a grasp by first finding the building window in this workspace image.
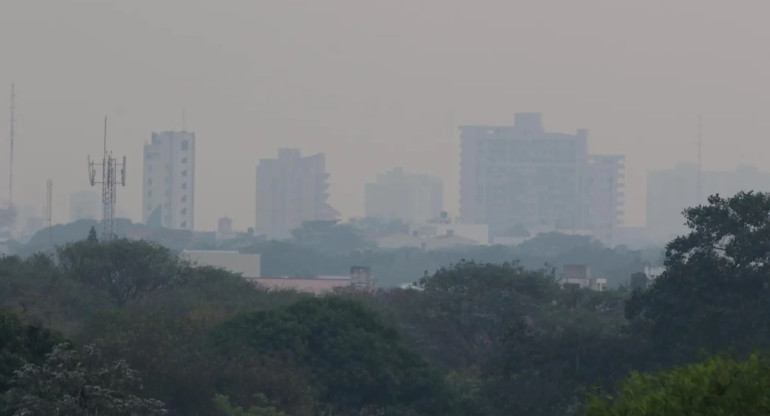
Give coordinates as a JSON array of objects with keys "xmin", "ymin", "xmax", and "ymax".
[
  {"xmin": 182, "ymin": 183, "xmax": 187, "ymax": 189},
  {"xmin": 180, "ymin": 195, "xmax": 186, "ymax": 202},
  {"xmin": 181, "ymin": 170, "xmax": 187, "ymax": 177},
  {"xmin": 181, "ymin": 221, "xmax": 186, "ymax": 228},
  {"xmin": 180, "ymin": 208, "xmax": 187, "ymax": 215},
  {"xmin": 147, "ymin": 191, "xmax": 152, "ymax": 197},
  {"xmin": 181, "ymin": 157, "xmax": 187, "ymax": 164},
  {"xmin": 181, "ymin": 140, "xmax": 188, "ymax": 151}
]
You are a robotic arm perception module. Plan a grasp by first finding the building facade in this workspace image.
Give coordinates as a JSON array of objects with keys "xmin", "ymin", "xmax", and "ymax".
[
  {"xmin": 459, "ymin": 113, "xmax": 624, "ymax": 245},
  {"xmin": 69, "ymin": 190, "xmax": 100, "ymax": 222},
  {"xmin": 255, "ymin": 149, "xmax": 339, "ymax": 239},
  {"xmin": 142, "ymin": 131, "xmax": 195, "ymax": 230},
  {"xmin": 646, "ymin": 164, "xmax": 770, "ymax": 244},
  {"xmin": 364, "ymin": 167, "xmax": 443, "ymax": 224}
]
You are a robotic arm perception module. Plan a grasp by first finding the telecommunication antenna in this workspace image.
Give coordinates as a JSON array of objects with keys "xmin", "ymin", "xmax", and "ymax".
[
  {"xmin": 46, "ymin": 179, "xmax": 52, "ymax": 248},
  {"xmin": 9, "ymin": 83, "xmax": 15, "ymax": 205},
  {"xmin": 696, "ymin": 114, "xmax": 703, "ymax": 203},
  {"xmin": 87, "ymin": 116, "xmax": 126, "ymax": 241}
]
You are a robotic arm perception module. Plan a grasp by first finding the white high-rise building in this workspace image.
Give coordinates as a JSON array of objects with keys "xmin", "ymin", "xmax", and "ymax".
[
  {"xmin": 255, "ymin": 149, "xmax": 339, "ymax": 239},
  {"xmin": 364, "ymin": 167, "xmax": 443, "ymax": 224},
  {"xmin": 142, "ymin": 131, "xmax": 195, "ymax": 230},
  {"xmin": 459, "ymin": 113, "xmax": 624, "ymax": 245},
  {"xmin": 69, "ymin": 190, "xmax": 100, "ymax": 222}
]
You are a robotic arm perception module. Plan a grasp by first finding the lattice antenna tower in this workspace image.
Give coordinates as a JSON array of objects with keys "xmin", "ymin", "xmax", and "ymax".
[
  {"xmin": 9, "ymin": 83, "xmax": 15, "ymax": 205},
  {"xmin": 88, "ymin": 116, "xmax": 126, "ymax": 241}
]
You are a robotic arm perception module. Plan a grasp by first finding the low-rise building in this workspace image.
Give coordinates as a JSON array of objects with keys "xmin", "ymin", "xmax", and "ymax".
[
  {"xmin": 561, "ymin": 264, "xmax": 607, "ymax": 291},
  {"xmin": 257, "ymin": 267, "xmax": 376, "ymax": 295}
]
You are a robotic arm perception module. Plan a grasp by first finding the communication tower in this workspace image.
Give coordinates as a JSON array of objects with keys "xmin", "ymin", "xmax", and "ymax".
[{"xmin": 87, "ymin": 116, "xmax": 126, "ymax": 241}]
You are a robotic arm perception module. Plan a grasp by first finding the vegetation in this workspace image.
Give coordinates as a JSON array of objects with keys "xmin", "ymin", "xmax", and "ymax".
[
  {"xmin": 585, "ymin": 354, "xmax": 770, "ymax": 416},
  {"xmin": 3, "ymin": 192, "xmax": 770, "ymax": 414}
]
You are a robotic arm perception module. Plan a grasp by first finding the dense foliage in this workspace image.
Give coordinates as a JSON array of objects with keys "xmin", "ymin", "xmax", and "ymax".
[
  {"xmin": 3, "ymin": 192, "xmax": 770, "ymax": 414},
  {"xmin": 585, "ymin": 354, "xmax": 770, "ymax": 416}
]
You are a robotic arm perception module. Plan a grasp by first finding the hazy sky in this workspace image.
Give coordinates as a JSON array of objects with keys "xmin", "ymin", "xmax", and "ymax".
[{"xmin": 2, "ymin": 0, "xmax": 770, "ymax": 230}]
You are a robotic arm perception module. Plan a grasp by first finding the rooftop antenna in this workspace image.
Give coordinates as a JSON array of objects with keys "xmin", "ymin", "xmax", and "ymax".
[
  {"xmin": 9, "ymin": 83, "xmax": 15, "ymax": 205},
  {"xmin": 88, "ymin": 116, "xmax": 127, "ymax": 241},
  {"xmin": 46, "ymin": 179, "xmax": 52, "ymax": 248},
  {"xmin": 697, "ymin": 114, "xmax": 703, "ymax": 203}
]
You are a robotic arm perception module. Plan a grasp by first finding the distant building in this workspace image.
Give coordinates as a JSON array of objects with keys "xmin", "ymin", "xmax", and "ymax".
[
  {"xmin": 561, "ymin": 264, "xmax": 607, "ymax": 291},
  {"xmin": 69, "ymin": 190, "xmax": 100, "ymax": 222},
  {"xmin": 377, "ymin": 232, "xmax": 479, "ymax": 250},
  {"xmin": 459, "ymin": 113, "xmax": 624, "ymax": 246},
  {"xmin": 183, "ymin": 250, "xmax": 261, "ymax": 279},
  {"xmin": 364, "ymin": 168, "xmax": 443, "ymax": 224},
  {"xmin": 255, "ymin": 149, "xmax": 339, "ymax": 239},
  {"xmin": 646, "ymin": 164, "xmax": 770, "ymax": 244},
  {"xmin": 143, "ymin": 131, "xmax": 195, "ymax": 230},
  {"xmin": 217, "ymin": 216, "xmax": 235, "ymax": 241},
  {"xmin": 411, "ymin": 222, "xmax": 489, "ymax": 245},
  {"xmin": 257, "ymin": 266, "xmax": 376, "ymax": 294}
]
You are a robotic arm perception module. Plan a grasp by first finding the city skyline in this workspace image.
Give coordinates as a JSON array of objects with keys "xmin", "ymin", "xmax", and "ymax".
[{"xmin": 3, "ymin": 1, "xmax": 770, "ymax": 231}]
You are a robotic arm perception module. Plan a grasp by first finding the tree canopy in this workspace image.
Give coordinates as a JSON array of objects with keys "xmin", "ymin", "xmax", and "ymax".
[{"xmin": 585, "ymin": 354, "xmax": 770, "ymax": 416}]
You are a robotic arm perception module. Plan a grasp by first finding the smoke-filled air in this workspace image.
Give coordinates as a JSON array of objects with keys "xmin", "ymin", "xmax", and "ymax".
[{"xmin": 1, "ymin": 1, "xmax": 770, "ymax": 415}]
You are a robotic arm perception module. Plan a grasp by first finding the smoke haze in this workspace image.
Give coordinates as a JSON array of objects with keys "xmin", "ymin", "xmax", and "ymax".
[{"xmin": 1, "ymin": 0, "xmax": 769, "ymax": 229}]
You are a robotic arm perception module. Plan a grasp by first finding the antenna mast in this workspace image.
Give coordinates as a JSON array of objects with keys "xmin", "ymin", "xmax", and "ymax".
[
  {"xmin": 9, "ymin": 84, "xmax": 15, "ymax": 205},
  {"xmin": 697, "ymin": 114, "xmax": 703, "ymax": 203},
  {"xmin": 88, "ymin": 116, "xmax": 127, "ymax": 241},
  {"xmin": 46, "ymin": 179, "xmax": 52, "ymax": 248}
]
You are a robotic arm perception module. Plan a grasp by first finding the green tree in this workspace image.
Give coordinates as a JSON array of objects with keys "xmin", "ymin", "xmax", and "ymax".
[
  {"xmin": 213, "ymin": 394, "xmax": 287, "ymax": 416},
  {"xmin": 57, "ymin": 239, "xmax": 182, "ymax": 307},
  {"xmin": 86, "ymin": 226, "xmax": 98, "ymax": 243},
  {"xmin": 3, "ymin": 343, "xmax": 166, "ymax": 416},
  {"xmin": 585, "ymin": 353, "xmax": 770, "ymax": 416},
  {"xmin": 0, "ymin": 309, "xmax": 60, "ymax": 393},
  {"xmin": 627, "ymin": 192, "xmax": 770, "ymax": 360},
  {"xmin": 211, "ymin": 297, "xmax": 456, "ymax": 416}
]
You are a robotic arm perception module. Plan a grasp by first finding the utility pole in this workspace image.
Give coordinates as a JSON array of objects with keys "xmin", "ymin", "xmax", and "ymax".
[
  {"xmin": 46, "ymin": 179, "xmax": 52, "ymax": 248},
  {"xmin": 88, "ymin": 116, "xmax": 126, "ymax": 241},
  {"xmin": 697, "ymin": 114, "xmax": 703, "ymax": 203},
  {"xmin": 9, "ymin": 84, "xmax": 15, "ymax": 205}
]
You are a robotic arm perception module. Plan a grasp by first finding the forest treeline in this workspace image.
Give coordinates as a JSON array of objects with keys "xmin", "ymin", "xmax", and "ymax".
[
  {"xmin": 19, "ymin": 217, "xmax": 659, "ymax": 288},
  {"xmin": 2, "ymin": 192, "xmax": 770, "ymax": 415}
]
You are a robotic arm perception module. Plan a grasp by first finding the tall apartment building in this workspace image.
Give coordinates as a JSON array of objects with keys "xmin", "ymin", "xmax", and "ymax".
[
  {"xmin": 69, "ymin": 190, "xmax": 100, "ymax": 222},
  {"xmin": 459, "ymin": 113, "xmax": 624, "ymax": 245},
  {"xmin": 142, "ymin": 131, "xmax": 195, "ymax": 230},
  {"xmin": 647, "ymin": 164, "xmax": 770, "ymax": 244},
  {"xmin": 255, "ymin": 149, "xmax": 339, "ymax": 239},
  {"xmin": 364, "ymin": 167, "xmax": 443, "ymax": 224}
]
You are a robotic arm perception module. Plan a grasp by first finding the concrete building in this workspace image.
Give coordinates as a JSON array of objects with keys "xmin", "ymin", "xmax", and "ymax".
[
  {"xmin": 183, "ymin": 250, "xmax": 261, "ymax": 279},
  {"xmin": 142, "ymin": 131, "xmax": 195, "ymax": 230},
  {"xmin": 459, "ymin": 113, "xmax": 624, "ymax": 246},
  {"xmin": 217, "ymin": 216, "xmax": 235, "ymax": 241},
  {"xmin": 646, "ymin": 164, "xmax": 770, "ymax": 244},
  {"xmin": 69, "ymin": 190, "xmax": 100, "ymax": 222},
  {"xmin": 411, "ymin": 222, "xmax": 489, "ymax": 245},
  {"xmin": 255, "ymin": 149, "xmax": 339, "ymax": 239},
  {"xmin": 364, "ymin": 168, "xmax": 443, "ymax": 224},
  {"xmin": 561, "ymin": 264, "xmax": 607, "ymax": 291},
  {"xmin": 257, "ymin": 266, "xmax": 375, "ymax": 295}
]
